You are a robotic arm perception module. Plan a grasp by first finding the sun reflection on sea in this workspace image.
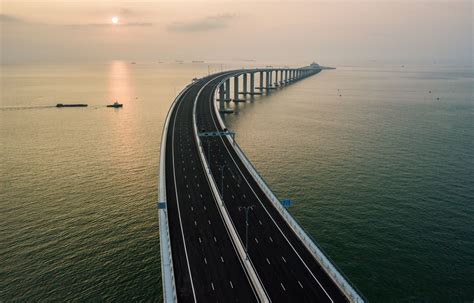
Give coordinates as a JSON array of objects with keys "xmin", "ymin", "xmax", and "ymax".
[{"xmin": 108, "ymin": 60, "xmax": 133, "ymax": 104}]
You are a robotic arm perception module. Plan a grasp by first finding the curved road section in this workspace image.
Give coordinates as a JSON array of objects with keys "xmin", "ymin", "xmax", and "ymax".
[{"xmin": 160, "ymin": 69, "xmax": 364, "ymax": 302}]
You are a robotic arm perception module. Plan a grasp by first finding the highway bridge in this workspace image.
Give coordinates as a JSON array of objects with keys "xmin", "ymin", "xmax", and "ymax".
[{"xmin": 158, "ymin": 65, "xmax": 365, "ymax": 302}]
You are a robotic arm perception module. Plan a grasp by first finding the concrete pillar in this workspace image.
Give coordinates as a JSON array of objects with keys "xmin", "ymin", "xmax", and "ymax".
[
  {"xmin": 219, "ymin": 83, "xmax": 225, "ymax": 110},
  {"xmin": 266, "ymin": 71, "xmax": 270, "ymax": 88},
  {"xmin": 275, "ymin": 70, "xmax": 279, "ymax": 86},
  {"xmin": 259, "ymin": 71, "xmax": 263, "ymax": 90},
  {"xmin": 250, "ymin": 72, "xmax": 255, "ymax": 94},
  {"xmin": 285, "ymin": 70, "xmax": 289, "ymax": 83},
  {"xmin": 234, "ymin": 75, "xmax": 239, "ymax": 100},
  {"xmin": 243, "ymin": 73, "xmax": 248, "ymax": 94},
  {"xmin": 225, "ymin": 78, "xmax": 231, "ymax": 101}
]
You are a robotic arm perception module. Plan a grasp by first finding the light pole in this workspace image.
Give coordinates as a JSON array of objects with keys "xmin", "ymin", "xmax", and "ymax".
[{"xmin": 238, "ymin": 205, "xmax": 255, "ymax": 260}]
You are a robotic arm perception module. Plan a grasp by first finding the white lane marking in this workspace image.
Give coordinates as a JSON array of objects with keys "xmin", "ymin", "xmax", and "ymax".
[
  {"xmin": 259, "ymin": 220, "xmax": 263, "ymax": 225},
  {"xmin": 214, "ymin": 236, "xmax": 217, "ymax": 243},
  {"xmin": 203, "ymin": 205, "xmax": 207, "ymax": 210},
  {"xmin": 190, "ymin": 206, "xmax": 194, "ymax": 211},
  {"xmin": 210, "ymin": 109, "xmax": 334, "ymax": 302},
  {"xmin": 170, "ymin": 89, "xmax": 197, "ymax": 302},
  {"xmin": 194, "ymin": 221, "xmax": 197, "ymax": 226},
  {"xmin": 255, "ymin": 237, "xmax": 259, "ymax": 244},
  {"xmin": 204, "ymin": 257, "xmax": 208, "ymax": 264},
  {"xmin": 198, "ymin": 237, "xmax": 202, "ymax": 243},
  {"xmin": 298, "ymin": 280, "xmax": 304, "ymax": 288},
  {"xmin": 208, "ymin": 219, "xmax": 211, "ymax": 225},
  {"xmin": 280, "ymin": 283, "xmax": 286, "ymax": 291},
  {"xmin": 230, "ymin": 281, "xmax": 234, "ymax": 289},
  {"xmin": 266, "ymin": 258, "xmax": 270, "ymax": 265},
  {"xmin": 211, "ymin": 282, "xmax": 215, "ymax": 291},
  {"xmin": 221, "ymin": 256, "xmax": 225, "ymax": 263},
  {"xmin": 282, "ymin": 256, "xmax": 287, "ymax": 263},
  {"xmin": 269, "ymin": 236, "xmax": 273, "ymax": 243}
]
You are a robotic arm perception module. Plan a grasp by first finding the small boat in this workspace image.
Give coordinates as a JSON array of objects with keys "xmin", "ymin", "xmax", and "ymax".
[
  {"xmin": 56, "ymin": 103, "xmax": 88, "ymax": 107},
  {"xmin": 107, "ymin": 101, "xmax": 123, "ymax": 108}
]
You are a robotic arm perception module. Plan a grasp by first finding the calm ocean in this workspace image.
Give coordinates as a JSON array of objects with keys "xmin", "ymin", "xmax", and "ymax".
[{"xmin": 1, "ymin": 62, "xmax": 473, "ymax": 301}]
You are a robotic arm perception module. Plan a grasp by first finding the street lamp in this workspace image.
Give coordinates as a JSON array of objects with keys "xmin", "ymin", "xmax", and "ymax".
[{"xmin": 238, "ymin": 205, "xmax": 255, "ymax": 260}]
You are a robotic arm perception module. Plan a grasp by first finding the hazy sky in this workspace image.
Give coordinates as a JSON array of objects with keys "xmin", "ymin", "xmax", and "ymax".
[{"xmin": 1, "ymin": 0, "xmax": 472, "ymax": 66}]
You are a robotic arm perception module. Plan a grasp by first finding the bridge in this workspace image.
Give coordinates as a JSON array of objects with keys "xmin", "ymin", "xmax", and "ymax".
[{"xmin": 158, "ymin": 65, "xmax": 365, "ymax": 302}]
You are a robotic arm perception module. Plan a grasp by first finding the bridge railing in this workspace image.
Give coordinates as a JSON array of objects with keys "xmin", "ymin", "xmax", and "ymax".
[{"xmin": 211, "ymin": 75, "xmax": 366, "ymax": 302}]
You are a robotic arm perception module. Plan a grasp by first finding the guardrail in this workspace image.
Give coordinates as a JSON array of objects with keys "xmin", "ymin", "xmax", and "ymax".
[
  {"xmin": 211, "ymin": 72, "xmax": 366, "ymax": 303},
  {"xmin": 158, "ymin": 84, "xmax": 192, "ymax": 303}
]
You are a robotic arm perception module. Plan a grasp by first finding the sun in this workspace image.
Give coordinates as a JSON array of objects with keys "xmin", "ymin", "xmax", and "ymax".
[{"xmin": 111, "ymin": 16, "xmax": 119, "ymax": 24}]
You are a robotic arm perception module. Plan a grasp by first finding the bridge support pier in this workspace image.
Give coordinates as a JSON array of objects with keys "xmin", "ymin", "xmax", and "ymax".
[
  {"xmin": 219, "ymin": 83, "xmax": 225, "ymax": 111},
  {"xmin": 225, "ymin": 78, "xmax": 231, "ymax": 101},
  {"xmin": 250, "ymin": 73, "xmax": 255, "ymax": 94},
  {"xmin": 265, "ymin": 71, "xmax": 270, "ymax": 90},
  {"xmin": 234, "ymin": 75, "xmax": 245, "ymax": 102},
  {"xmin": 242, "ymin": 73, "xmax": 248, "ymax": 95}
]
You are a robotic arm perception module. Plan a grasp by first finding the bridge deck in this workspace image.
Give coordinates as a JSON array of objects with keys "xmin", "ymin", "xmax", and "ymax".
[{"xmin": 163, "ymin": 69, "xmax": 355, "ymax": 302}]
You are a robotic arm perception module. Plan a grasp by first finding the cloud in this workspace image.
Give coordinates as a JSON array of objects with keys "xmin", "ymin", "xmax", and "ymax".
[
  {"xmin": 0, "ymin": 13, "xmax": 152, "ymax": 28},
  {"xmin": 0, "ymin": 14, "xmax": 28, "ymax": 24},
  {"xmin": 167, "ymin": 13, "xmax": 236, "ymax": 32}
]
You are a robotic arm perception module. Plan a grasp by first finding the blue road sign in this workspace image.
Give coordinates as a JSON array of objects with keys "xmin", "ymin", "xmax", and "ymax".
[
  {"xmin": 157, "ymin": 202, "xmax": 166, "ymax": 209},
  {"xmin": 281, "ymin": 199, "xmax": 292, "ymax": 207}
]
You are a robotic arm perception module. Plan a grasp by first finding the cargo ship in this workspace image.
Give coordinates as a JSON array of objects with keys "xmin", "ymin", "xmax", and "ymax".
[{"xmin": 107, "ymin": 101, "xmax": 123, "ymax": 108}]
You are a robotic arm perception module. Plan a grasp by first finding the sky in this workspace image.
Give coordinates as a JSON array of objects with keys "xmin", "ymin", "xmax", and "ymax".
[{"xmin": 1, "ymin": 0, "xmax": 472, "ymax": 66}]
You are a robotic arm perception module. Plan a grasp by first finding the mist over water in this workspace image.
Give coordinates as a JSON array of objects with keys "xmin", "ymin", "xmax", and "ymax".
[{"xmin": 1, "ymin": 62, "xmax": 473, "ymax": 301}]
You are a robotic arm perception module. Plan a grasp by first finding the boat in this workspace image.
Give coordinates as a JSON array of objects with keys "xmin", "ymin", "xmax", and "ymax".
[
  {"xmin": 56, "ymin": 103, "xmax": 88, "ymax": 107},
  {"xmin": 107, "ymin": 101, "xmax": 123, "ymax": 108}
]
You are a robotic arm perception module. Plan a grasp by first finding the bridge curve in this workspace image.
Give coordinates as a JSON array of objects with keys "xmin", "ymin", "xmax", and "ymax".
[{"xmin": 158, "ymin": 66, "xmax": 365, "ymax": 302}]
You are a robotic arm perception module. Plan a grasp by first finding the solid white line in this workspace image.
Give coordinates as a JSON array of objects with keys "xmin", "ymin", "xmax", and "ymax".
[
  {"xmin": 171, "ymin": 89, "xmax": 197, "ymax": 302},
  {"xmin": 209, "ymin": 82, "xmax": 334, "ymax": 303}
]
